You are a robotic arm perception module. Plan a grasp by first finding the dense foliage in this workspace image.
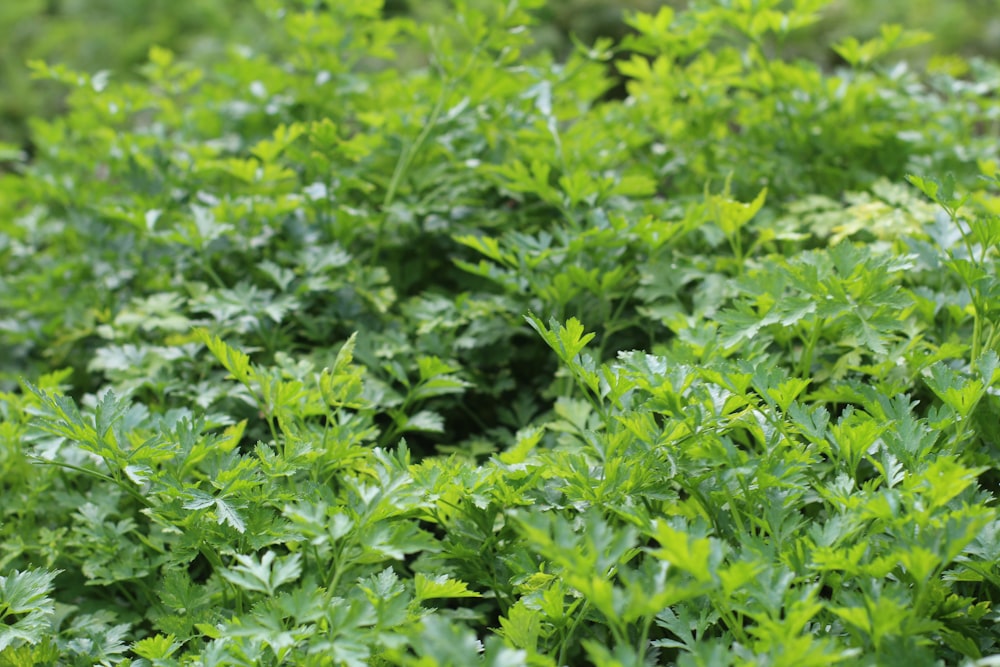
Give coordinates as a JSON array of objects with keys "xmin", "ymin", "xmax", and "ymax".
[
  {"xmin": 3, "ymin": 0, "xmax": 999, "ymax": 146},
  {"xmin": 2, "ymin": 0, "xmax": 1000, "ymax": 664}
]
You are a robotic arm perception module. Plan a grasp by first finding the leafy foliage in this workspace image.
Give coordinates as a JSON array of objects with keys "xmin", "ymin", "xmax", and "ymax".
[{"xmin": 2, "ymin": 0, "xmax": 1000, "ymax": 665}]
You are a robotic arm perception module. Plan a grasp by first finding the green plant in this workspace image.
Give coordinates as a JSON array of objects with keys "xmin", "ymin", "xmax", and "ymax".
[{"xmin": 2, "ymin": 0, "xmax": 1000, "ymax": 664}]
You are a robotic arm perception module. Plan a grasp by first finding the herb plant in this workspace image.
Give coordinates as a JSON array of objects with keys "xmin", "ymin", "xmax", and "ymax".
[{"xmin": 2, "ymin": 0, "xmax": 1000, "ymax": 665}]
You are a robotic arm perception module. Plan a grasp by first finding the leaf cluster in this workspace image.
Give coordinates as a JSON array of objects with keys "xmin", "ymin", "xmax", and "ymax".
[{"xmin": 2, "ymin": 0, "xmax": 1000, "ymax": 665}]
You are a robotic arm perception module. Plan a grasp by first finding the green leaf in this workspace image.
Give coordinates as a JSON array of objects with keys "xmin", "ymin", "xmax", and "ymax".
[
  {"xmin": 219, "ymin": 551, "xmax": 302, "ymax": 597},
  {"xmin": 399, "ymin": 410, "xmax": 445, "ymax": 434},
  {"xmin": 525, "ymin": 314, "xmax": 596, "ymax": 364},
  {"xmin": 496, "ymin": 600, "xmax": 543, "ymax": 651},
  {"xmin": 0, "ymin": 570, "xmax": 60, "ymax": 652},
  {"xmin": 708, "ymin": 179, "xmax": 768, "ymax": 239},
  {"xmin": 197, "ymin": 330, "xmax": 254, "ymax": 384},
  {"xmin": 131, "ymin": 634, "xmax": 181, "ymax": 660},
  {"xmin": 907, "ymin": 173, "xmax": 968, "ymax": 216},
  {"xmin": 923, "ymin": 363, "xmax": 985, "ymax": 418},
  {"xmin": 413, "ymin": 573, "xmax": 480, "ymax": 602},
  {"xmin": 93, "ymin": 389, "xmax": 130, "ymax": 445},
  {"xmin": 647, "ymin": 521, "xmax": 716, "ymax": 584}
]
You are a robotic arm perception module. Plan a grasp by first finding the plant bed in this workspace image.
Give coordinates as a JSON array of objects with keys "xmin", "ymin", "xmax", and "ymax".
[{"xmin": 2, "ymin": 1, "xmax": 1000, "ymax": 665}]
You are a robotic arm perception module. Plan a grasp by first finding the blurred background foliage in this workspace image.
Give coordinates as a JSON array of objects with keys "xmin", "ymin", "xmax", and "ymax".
[
  {"xmin": 2, "ymin": 0, "xmax": 999, "ymax": 148},
  {"xmin": 0, "ymin": 0, "xmax": 260, "ymax": 147}
]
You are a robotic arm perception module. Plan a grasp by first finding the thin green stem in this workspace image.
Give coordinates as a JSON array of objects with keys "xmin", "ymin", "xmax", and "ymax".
[
  {"xmin": 715, "ymin": 599, "xmax": 750, "ymax": 645},
  {"xmin": 326, "ymin": 536, "xmax": 359, "ymax": 598},
  {"xmin": 594, "ymin": 287, "xmax": 638, "ymax": 361},
  {"xmin": 636, "ymin": 614, "xmax": 654, "ymax": 665},
  {"xmin": 200, "ymin": 250, "xmax": 227, "ymax": 289},
  {"xmin": 372, "ymin": 37, "xmax": 485, "ymax": 264},
  {"xmin": 382, "ymin": 85, "xmax": 449, "ymax": 213},
  {"xmin": 971, "ymin": 299, "xmax": 984, "ymax": 362},
  {"xmin": 264, "ymin": 410, "xmax": 281, "ymax": 449},
  {"xmin": 31, "ymin": 457, "xmax": 149, "ymax": 507},
  {"xmin": 113, "ymin": 579, "xmax": 143, "ymax": 609},
  {"xmin": 557, "ymin": 599, "xmax": 592, "ymax": 666},
  {"xmin": 796, "ymin": 319, "xmax": 822, "ymax": 378}
]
